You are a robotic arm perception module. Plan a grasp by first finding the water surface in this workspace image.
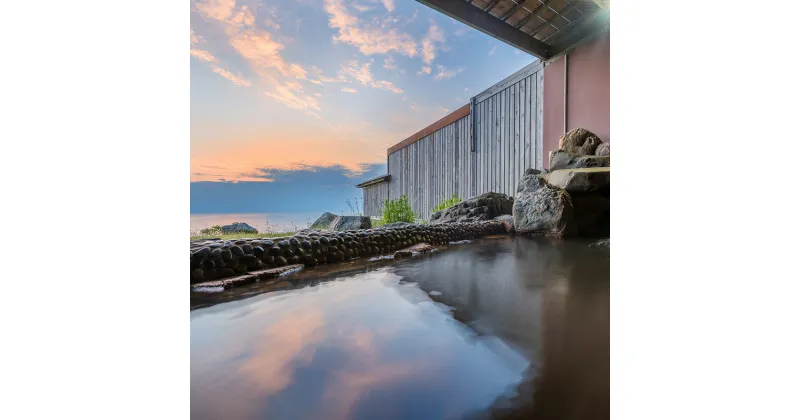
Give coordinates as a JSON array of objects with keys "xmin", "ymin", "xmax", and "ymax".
[{"xmin": 191, "ymin": 236, "xmax": 609, "ymax": 420}]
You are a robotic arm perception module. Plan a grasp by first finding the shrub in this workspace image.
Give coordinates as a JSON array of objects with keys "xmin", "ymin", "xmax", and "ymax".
[
  {"xmin": 199, "ymin": 225, "xmax": 223, "ymax": 235},
  {"xmin": 382, "ymin": 195, "xmax": 416, "ymax": 223},
  {"xmin": 432, "ymin": 194, "xmax": 462, "ymax": 213}
]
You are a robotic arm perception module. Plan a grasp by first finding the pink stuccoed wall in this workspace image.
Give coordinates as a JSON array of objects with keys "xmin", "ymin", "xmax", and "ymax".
[{"xmin": 542, "ymin": 32, "xmax": 610, "ymax": 169}]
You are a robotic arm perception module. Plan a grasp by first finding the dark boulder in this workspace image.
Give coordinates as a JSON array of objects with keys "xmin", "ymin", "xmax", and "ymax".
[
  {"xmin": 549, "ymin": 150, "xmax": 610, "ymax": 171},
  {"xmin": 309, "ymin": 212, "xmax": 338, "ymax": 230},
  {"xmin": 330, "ymin": 216, "xmax": 372, "ymax": 231},
  {"xmin": 430, "ymin": 192, "xmax": 514, "ymax": 225},
  {"xmin": 546, "ymin": 168, "xmax": 610, "ymax": 193},
  {"xmin": 513, "ymin": 174, "xmax": 577, "ymax": 237}
]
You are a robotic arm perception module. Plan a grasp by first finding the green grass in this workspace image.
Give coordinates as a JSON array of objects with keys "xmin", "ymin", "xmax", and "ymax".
[
  {"xmin": 190, "ymin": 223, "xmax": 308, "ymax": 241},
  {"xmin": 432, "ymin": 194, "xmax": 462, "ymax": 213}
]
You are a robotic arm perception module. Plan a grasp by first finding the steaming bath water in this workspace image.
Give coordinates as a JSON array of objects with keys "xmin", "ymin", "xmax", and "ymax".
[{"xmin": 191, "ymin": 235, "xmax": 609, "ymax": 420}]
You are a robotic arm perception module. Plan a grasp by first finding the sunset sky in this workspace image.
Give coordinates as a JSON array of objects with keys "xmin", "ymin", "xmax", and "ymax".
[{"xmin": 191, "ymin": 0, "xmax": 535, "ymax": 213}]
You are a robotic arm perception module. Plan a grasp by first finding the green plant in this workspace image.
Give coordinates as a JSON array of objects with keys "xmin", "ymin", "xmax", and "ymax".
[
  {"xmin": 199, "ymin": 225, "xmax": 223, "ymax": 235},
  {"xmin": 381, "ymin": 195, "xmax": 416, "ymax": 223},
  {"xmin": 432, "ymin": 194, "xmax": 462, "ymax": 213}
]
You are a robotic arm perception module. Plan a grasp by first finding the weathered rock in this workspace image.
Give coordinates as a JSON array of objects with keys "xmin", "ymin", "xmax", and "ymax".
[
  {"xmin": 220, "ymin": 222, "xmax": 258, "ymax": 234},
  {"xmin": 524, "ymin": 168, "xmax": 543, "ymax": 176},
  {"xmin": 309, "ymin": 212, "xmax": 338, "ymax": 230},
  {"xmin": 513, "ymin": 174, "xmax": 577, "ymax": 237},
  {"xmin": 330, "ymin": 215, "xmax": 372, "ymax": 231},
  {"xmin": 558, "ymin": 128, "xmax": 602, "ymax": 155},
  {"xmin": 430, "ymin": 192, "xmax": 514, "ymax": 224},
  {"xmin": 595, "ymin": 142, "xmax": 610, "ymax": 156},
  {"xmin": 394, "ymin": 243, "xmax": 437, "ymax": 259},
  {"xmin": 546, "ymin": 168, "xmax": 610, "ymax": 193},
  {"xmin": 493, "ymin": 214, "xmax": 515, "ymax": 234},
  {"xmin": 549, "ymin": 150, "xmax": 610, "ymax": 171},
  {"xmin": 516, "ymin": 172, "xmax": 548, "ymax": 194}
]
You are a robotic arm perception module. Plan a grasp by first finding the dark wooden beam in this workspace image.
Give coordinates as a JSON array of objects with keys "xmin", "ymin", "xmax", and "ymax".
[{"xmin": 414, "ymin": 0, "xmax": 551, "ymax": 59}]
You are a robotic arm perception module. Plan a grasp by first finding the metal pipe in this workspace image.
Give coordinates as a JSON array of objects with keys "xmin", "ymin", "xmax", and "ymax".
[{"xmin": 564, "ymin": 52, "xmax": 568, "ymax": 134}]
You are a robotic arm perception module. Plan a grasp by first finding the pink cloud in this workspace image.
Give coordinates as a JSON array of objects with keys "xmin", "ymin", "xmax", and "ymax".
[
  {"xmin": 191, "ymin": 26, "xmax": 252, "ymax": 87},
  {"xmin": 323, "ymin": 0, "xmax": 417, "ymax": 57},
  {"xmin": 211, "ymin": 67, "xmax": 252, "ymax": 87},
  {"xmin": 340, "ymin": 61, "xmax": 403, "ymax": 94},
  {"xmin": 381, "ymin": 0, "xmax": 396, "ymax": 12},
  {"xmin": 434, "ymin": 64, "xmax": 462, "ymax": 80},
  {"xmin": 421, "ymin": 22, "xmax": 446, "ymax": 65},
  {"xmin": 341, "ymin": 87, "xmax": 358, "ymax": 93}
]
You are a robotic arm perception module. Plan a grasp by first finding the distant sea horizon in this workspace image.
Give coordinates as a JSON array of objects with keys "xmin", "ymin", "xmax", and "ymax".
[{"xmin": 190, "ymin": 212, "xmax": 327, "ymax": 234}]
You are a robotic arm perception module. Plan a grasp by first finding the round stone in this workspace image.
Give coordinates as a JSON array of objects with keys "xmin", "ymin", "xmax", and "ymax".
[
  {"xmin": 193, "ymin": 247, "xmax": 211, "ymax": 258},
  {"xmin": 289, "ymin": 238, "xmax": 300, "ymax": 247},
  {"xmin": 278, "ymin": 240, "xmax": 290, "ymax": 249},
  {"xmin": 268, "ymin": 246, "xmax": 282, "ymax": 256},
  {"xmin": 253, "ymin": 246, "xmax": 265, "ymax": 257},
  {"xmin": 209, "ymin": 248, "xmax": 222, "ymax": 260},
  {"xmin": 275, "ymin": 256, "xmax": 288, "ymax": 266},
  {"xmin": 230, "ymin": 246, "xmax": 244, "ymax": 257},
  {"xmin": 301, "ymin": 240, "xmax": 312, "ymax": 249},
  {"xmin": 242, "ymin": 244, "xmax": 253, "ymax": 254}
]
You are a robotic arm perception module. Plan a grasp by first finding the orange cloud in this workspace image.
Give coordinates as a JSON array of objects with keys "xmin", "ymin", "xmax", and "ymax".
[
  {"xmin": 194, "ymin": 0, "xmax": 321, "ymax": 115},
  {"xmin": 211, "ymin": 66, "xmax": 252, "ymax": 86},
  {"xmin": 190, "ymin": 121, "xmax": 404, "ymax": 182}
]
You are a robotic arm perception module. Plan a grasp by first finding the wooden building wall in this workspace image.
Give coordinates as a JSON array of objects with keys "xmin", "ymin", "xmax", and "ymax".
[
  {"xmin": 387, "ymin": 61, "xmax": 544, "ymax": 220},
  {"xmin": 361, "ymin": 180, "xmax": 388, "ymax": 217}
]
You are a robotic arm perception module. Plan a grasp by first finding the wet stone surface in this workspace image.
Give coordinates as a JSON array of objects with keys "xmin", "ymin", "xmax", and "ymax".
[{"xmin": 190, "ymin": 220, "xmax": 509, "ymax": 285}]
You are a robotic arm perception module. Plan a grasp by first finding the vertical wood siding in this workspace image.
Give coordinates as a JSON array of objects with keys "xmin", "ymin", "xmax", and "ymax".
[
  {"xmin": 386, "ymin": 62, "xmax": 544, "ymax": 221},
  {"xmin": 361, "ymin": 181, "xmax": 388, "ymax": 217}
]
